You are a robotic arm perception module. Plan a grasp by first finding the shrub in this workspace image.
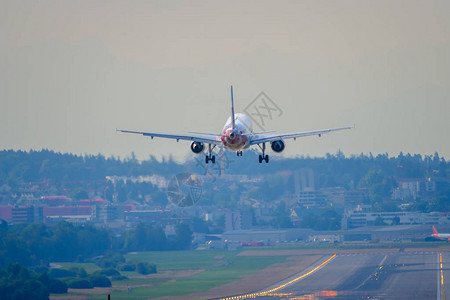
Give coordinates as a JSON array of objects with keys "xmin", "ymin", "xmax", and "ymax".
[
  {"xmin": 32, "ymin": 266, "xmax": 49, "ymax": 274},
  {"xmin": 77, "ymin": 268, "xmax": 87, "ymax": 278},
  {"xmin": 88, "ymin": 275, "xmax": 112, "ymax": 287},
  {"xmin": 112, "ymin": 275, "xmax": 128, "ymax": 281},
  {"xmin": 49, "ymin": 278, "xmax": 68, "ymax": 293},
  {"xmin": 68, "ymin": 279, "xmax": 92, "ymax": 289},
  {"xmin": 69, "ymin": 267, "xmax": 87, "ymax": 278},
  {"xmin": 94, "ymin": 253, "xmax": 125, "ymax": 268},
  {"xmin": 48, "ymin": 268, "xmax": 76, "ymax": 278},
  {"xmin": 136, "ymin": 262, "xmax": 157, "ymax": 275},
  {"xmin": 7, "ymin": 279, "xmax": 49, "ymax": 300},
  {"xmin": 118, "ymin": 264, "xmax": 136, "ymax": 272},
  {"xmin": 97, "ymin": 268, "xmax": 120, "ymax": 276}
]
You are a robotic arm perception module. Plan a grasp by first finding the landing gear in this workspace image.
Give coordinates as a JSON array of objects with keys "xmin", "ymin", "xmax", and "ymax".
[
  {"xmin": 257, "ymin": 143, "xmax": 269, "ymax": 163},
  {"xmin": 205, "ymin": 155, "xmax": 215, "ymax": 164},
  {"xmin": 205, "ymin": 144, "xmax": 216, "ymax": 164},
  {"xmin": 258, "ymin": 154, "xmax": 269, "ymax": 163},
  {"xmin": 236, "ymin": 151, "xmax": 243, "ymax": 156}
]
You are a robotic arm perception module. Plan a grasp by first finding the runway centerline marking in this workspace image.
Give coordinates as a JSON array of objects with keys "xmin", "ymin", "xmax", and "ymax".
[
  {"xmin": 354, "ymin": 254, "xmax": 388, "ymax": 290},
  {"xmin": 219, "ymin": 254, "xmax": 336, "ymax": 300},
  {"xmin": 379, "ymin": 255, "xmax": 388, "ymax": 266},
  {"xmin": 438, "ymin": 252, "xmax": 445, "ymax": 300}
]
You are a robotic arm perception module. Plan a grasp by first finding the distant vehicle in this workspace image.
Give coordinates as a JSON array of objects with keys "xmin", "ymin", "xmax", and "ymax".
[
  {"xmin": 431, "ymin": 225, "xmax": 450, "ymax": 241},
  {"xmin": 118, "ymin": 86, "xmax": 352, "ymax": 164}
]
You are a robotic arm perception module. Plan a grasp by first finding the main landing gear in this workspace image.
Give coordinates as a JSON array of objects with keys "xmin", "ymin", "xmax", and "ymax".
[
  {"xmin": 205, "ymin": 144, "xmax": 216, "ymax": 164},
  {"xmin": 258, "ymin": 143, "xmax": 269, "ymax": 163}
]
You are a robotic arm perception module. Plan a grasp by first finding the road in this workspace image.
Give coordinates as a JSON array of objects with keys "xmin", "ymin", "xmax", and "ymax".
[{"xmin": 225, "ymin": 251, "xmax": 449, "ymax": 299}]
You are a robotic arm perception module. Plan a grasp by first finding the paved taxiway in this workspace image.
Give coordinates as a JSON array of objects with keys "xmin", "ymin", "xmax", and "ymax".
[{"xmin": 229, "ymin": 251, "xmax": 448, "ymax": 299}]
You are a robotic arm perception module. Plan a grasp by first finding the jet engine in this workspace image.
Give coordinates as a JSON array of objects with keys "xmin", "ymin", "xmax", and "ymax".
[
  {"xmin": 271, "ymin": 140, "xmax": 285, "ymax": 153},
  {"xmin": 190, "ymin": 142, "xmax": 205, "ymax": 154}
]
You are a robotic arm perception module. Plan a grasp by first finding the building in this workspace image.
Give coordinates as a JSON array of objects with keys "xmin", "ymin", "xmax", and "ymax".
[
  {"xmin": 225, "ymin": 210, "xmax": 252, "ymax": 231},
  {"xmin": 294, "ymin": 168, "xmax": 315, "ymax": 193},
  {"xmin": 392, "ymin": 177, "xmax": 449, "ymax": 200},
  {"xmin": 11, "ymin": 206, "xmax": 43, "ymax": 225},
  {"xmin": 343, "ymin": 211, "xmax": 450, "ymax": 228},
  {"xmin": 309, "ymin": 234, "xmax": 341, "ymax": 243},
  {"xmin": 98, "ymin": 205, "xmax": 121, "ymax": 223},
  {"xmin": 124, "ymin": 210, "xmax": 172, "ymax": 224},
  {"xmin": 293, "ymin": 168, "xmax": 332, "ymax": 208},
  {"xmin": 40, "ymin": 196, "xmax": 72, "ymax": 206},
  {"xmin": 222, "ymin": 230, "xmax": 288, "ymax": 245},
  {"xmin": 0, "ymin": 205, "xmax": 12, "ymax": 222}
]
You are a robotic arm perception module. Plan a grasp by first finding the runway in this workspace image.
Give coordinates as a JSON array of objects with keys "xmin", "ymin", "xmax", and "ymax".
[{"xmin": 224, "ymin": 251, "xmax": 448, "ymax": 299}]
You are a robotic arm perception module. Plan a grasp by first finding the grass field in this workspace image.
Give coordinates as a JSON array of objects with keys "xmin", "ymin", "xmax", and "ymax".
[
  {"xmin": 56, "ymin": 262, "xmax": 101, "ymax": 272},
  {"xmin": 98, "ymin": 251, "xmax": 286, "ymax": 299},
  {"xmin": 51, "ymin": 249, "xmax": 287, "ymax": 300},
  {"xmin": 125, "ymin": 249, "xmax": 236, "ymax": 270}
]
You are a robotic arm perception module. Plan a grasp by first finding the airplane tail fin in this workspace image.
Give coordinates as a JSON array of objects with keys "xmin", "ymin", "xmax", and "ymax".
[
  {"xmin": 432, "ymin": 225, "xmax": 439, "ymax": 235},
  {"xmin": 231, "ymin": 85, "xmax": 236, "ymax": 130}
]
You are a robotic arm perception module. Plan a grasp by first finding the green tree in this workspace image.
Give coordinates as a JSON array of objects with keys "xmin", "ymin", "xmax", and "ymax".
[
  {"xmin": 300, "ymin": 209, "xmax": 342, "ymax": 230},
  {"xmin": 70, "ymin": 188, "xmax": 89, "ymax": 201},
  {"xmin": 124, "ymin": 223, "xmax": 167, "ymax": 251},
  {"xmin": 68, "ymin": 279, "xmax": 92, "ymax": 289},
  {"xmin": 136, "ymin": 262, "xmax": 157, "ymax": 275},
  {"xmin": 192, "ymin": 217, "xmax": 210, "ymax": 233},
  {"xmin": 88, "ymin": 275, "xmax": 111, "ymax": 287},
  {"xmin": 169, "ymin": 223, "xmax": 193, "ymax": 250},
  {"xmin": 374, "ymin": 216, "xmax": 386, "ymax": 226},
  {"xmin": 0, "ymin": 263, "xmax": 51, "ymax": 300},
  {"xmin": 391, "ymin": 216, "xmax": 400, "ymax": 225}
]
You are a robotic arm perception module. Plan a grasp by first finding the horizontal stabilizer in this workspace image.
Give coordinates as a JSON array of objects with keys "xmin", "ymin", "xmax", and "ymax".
[
  {"xmin": 188, "ymin": 131, "xmax": 225, "ymax": 136},
  {"xmin": 251, "ymin": 130, "xmax": 277, "ymax": 135}
]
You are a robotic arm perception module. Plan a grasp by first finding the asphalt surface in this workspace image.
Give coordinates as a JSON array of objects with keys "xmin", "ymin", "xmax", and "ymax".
[{"xmin": 252, "ymin": 251, "xmax": 448, "ymax": 299}]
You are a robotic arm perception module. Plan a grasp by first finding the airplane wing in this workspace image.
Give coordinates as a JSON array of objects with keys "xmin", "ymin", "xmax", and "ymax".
[
  {"xmin": 117, "ymin": 129, "xmax": 222, "ymax": 144},
  {"xmin": 248, "ymin": 126, "xmax": 353, "ymax": 145}
]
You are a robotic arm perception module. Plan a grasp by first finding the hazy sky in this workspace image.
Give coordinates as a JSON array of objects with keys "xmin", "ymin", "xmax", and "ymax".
[{"xmin": 1, "ymin": 1, "xmax": 449, "ymax": 161}]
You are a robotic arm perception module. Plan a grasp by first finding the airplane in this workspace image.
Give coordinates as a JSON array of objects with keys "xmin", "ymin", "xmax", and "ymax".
[
  {"xmin": 431, "ymin": 225, "xmax": 450, "ymax": 241},
  {"xmin": 117, "ymin": 86, "xmax": 353, "ymax": 164}
]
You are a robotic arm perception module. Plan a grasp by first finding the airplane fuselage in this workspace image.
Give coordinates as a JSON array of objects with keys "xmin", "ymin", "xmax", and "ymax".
[
  {"xmin": 432, "ymin": 225, "xmax": 450, "ymax": 241},
  {"xmin": 433, "ymin": 233, "xmax": 450, "ymax": 240},
  {"xmin": 221, "ymin": 113, "xmax": 252, "ymax": 151}
]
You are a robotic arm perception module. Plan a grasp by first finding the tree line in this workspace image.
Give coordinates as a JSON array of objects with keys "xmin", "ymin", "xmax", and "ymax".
[
  {"xmin": 0, "ymin": 220, "xmax": 192, "ymax": 268},
  {"xmin": 0, "ymin": 149, "xmax": 447, "ymax": 189}
]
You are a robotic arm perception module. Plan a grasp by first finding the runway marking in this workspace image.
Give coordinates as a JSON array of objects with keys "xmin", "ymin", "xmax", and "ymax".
[
  {"xmin": 379, "ymin": 255, "xmax": 388, "ymax": 266},
  {"xmin": 438, "ymin": 252, "xmax": 445, "ymax": 300},
  {"xmin": 354, "ymin": 254, "xmax": 388, "ymax": 290},
  {"xmin": 219, "ymin": 254, "xmax": 336, "ymax": 300},
  {"xmin": 338, "ymin": 250, "xmax": 450, "ymax": 257}
]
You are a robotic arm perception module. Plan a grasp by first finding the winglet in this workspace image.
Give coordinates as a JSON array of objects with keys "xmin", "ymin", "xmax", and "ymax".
[{"xmin": 231, "ymin": 85, "xmax": 236, "ymax": 130}]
